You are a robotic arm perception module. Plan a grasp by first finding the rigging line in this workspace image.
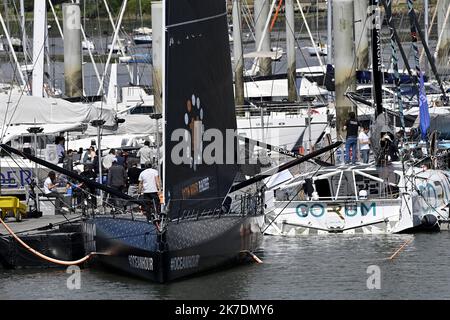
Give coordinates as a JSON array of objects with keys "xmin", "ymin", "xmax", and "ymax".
[
  {"xmin": 283, "ymin": 18, "xmax": 325, "ymax": 105},
  {"xmin": 166, "ymin": 12, "xmax": 227, "ymax": 29},
  {"xmin": 284, "ymin": 5, "xmax": 321, "ymax": 92},
  {"xmin": 419, "ymin": 0, "xmax": 439, "ymax": 64},
  {"xmin": 270, "ymin": 0, "xmax": 283, "ymax": 32},
  {"xmin": 242, "ymin": 0, "xmax": 256, "ymax": 41}
]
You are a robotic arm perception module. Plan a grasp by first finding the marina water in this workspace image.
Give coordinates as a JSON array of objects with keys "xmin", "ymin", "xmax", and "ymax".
[{"xmin": 2, "ymin": 233, "xmax": 450, "ymax": 299}]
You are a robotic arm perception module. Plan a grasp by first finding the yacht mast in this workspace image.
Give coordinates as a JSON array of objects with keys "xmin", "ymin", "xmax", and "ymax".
[
  {"xmin": 232, "ymin": 0, "xmax": 244, "ymax": 106},
  {"xmin": 63, "ymin": 3, "xmax": 83, "ymax": 98},
  {"xmin": 327, "ymin": 0, "xmax": 332, "ymax": 65},
  {"xmin": 370, "ymin": 0, "xmax": 383, "ymax": 116},
  {"xmin": 254, "ymin": 0, "xmax": 272, "ymax": 76},
  {"xmin": 436, "ymin": 0, "xmax": 450, "ymax": 71},
  {"xmin": 386, "ymin": 0, "xmax": 405, "ymax": 129},
  {"xmin": 20, "ymin": 0, "xmax": 26, "ymax": 64},
  {"xmin": 151, "ymin": 1, "xmax": 163, "ymax": 114},
  {"xmin": 333, "ymin": 0, "xmax": 356, "ymax": 138},
  {"xmin": 354, "ymin": 0, "xmax": 369, "ymax": 70},
  {"xmin": 423, "ymin": 0, "xmax": 429, "ymax": 73},
  {"xmin": 32, "ymin": 0, "xmax": 46, "ymax": 97},
  {"xmin": 285, "ymin": 0, "xmax": 296, "ymax": 102}
]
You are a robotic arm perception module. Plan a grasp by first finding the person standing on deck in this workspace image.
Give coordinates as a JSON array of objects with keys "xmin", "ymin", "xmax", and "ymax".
[
  {"xmin": 56, "ymin": 136, "xmax": 66, "ymax": 164},
  {"xmin": 343, "ymin": 112, "xmax": 360, "ymax": 165},
  {"xmin": 102, "ymin": 149, "xmax": 117, "ymax": 173},
  {"xmin": 137, "ymin": 141, "xmax": 154, "ymax": 168},
  {"xmin": 107, "ymin": 158, "xmax": 127, "ymax": 211},
  {"xmin": 358, "ymin": 127, "xmax": 371, "ymax": 164},
  {"xmin": 127, "ymin": 161, "xmax": 142, "ymax": 197},
  {"xmin": 44, "ymin": 171, "xmax": 71, "ymax": 211},
  {"xmin": 138, "ymin": 161, "xmax": 161, "ymax": 216}
]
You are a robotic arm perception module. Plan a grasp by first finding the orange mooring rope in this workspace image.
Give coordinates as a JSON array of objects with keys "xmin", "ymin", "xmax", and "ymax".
[
  {"xmin": 388, "ymin": 239, "xmax": 412, "ymax": 260},
  {"xmin": 269, "ymin": 0, "xmax": 284, "ymax": 32},
  {"xmin": 0, "ymin": 217, "xmax": 97, "ymax": 266},
  {"xmin": 241, "ymin": 250, "xmax": 263, "ymax": 264}
]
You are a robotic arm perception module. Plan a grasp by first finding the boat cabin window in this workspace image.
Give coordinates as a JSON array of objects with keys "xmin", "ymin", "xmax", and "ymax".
[
  {"xmin": 314, "ymin": 179, "xmax": 332, "ymax": 199},
  {"xmin": 321, "ymin": 170, "xmax": 401, "ymax": 200}
]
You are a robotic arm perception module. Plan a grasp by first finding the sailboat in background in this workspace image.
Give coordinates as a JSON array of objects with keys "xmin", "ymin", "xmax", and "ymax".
[
  {"xmin": 132, "ymin": 0, "xmax": 152, "ymax": 45},
  {"xmin": 264, "ymin": 0, "xmax": 450, "ymax": 236}
]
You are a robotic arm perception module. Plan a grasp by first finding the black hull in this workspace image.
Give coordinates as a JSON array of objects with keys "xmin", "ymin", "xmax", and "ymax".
[{"xmin": 82, "ymin": 214, "xmax": 264, "ymax": 282}]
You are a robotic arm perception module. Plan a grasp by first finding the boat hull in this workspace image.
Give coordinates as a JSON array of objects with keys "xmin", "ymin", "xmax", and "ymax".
[
  {"xmin": 264, "ymin": 199, "xmax": 404, "ymax": 235},
  {"xmin": 82, "ymin": 214, "xmax": 264, "ymax": 282}
]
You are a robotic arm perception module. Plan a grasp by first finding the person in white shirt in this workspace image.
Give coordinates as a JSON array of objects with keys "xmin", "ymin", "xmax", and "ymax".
[
  {"xmin": 44, "ymin": 171, "xmax": 71, "ymax": 211},
  {"xmin": 138, "ymin": 161, "xmax": 161, "ymax": 216},
  {"xmin": 137, "ymin": 141, "xmax": 155, "ymax": 168},
  {"xmin": 102, "ymin": 149, "xmax": 116, "ymax": 172},
  {"xmin": 358, "ymin": 127, "xmax": 371, "ymax": 164}
]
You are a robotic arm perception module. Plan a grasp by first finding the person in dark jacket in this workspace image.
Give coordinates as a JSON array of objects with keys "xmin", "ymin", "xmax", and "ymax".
[
  {"xmin": 127, "ymin": 160, "xmax": 142, "ymax": 197},
  {"xmin": 78, "ymin": 163, "xmax": 98, "ymax": 208},
  {"xmin": 107, "ymin": 158, "xmax": 127, "ymax": 211},
  {"xmin": 343, "ymin": 112, "xmax": 360, "ymax": 165}
]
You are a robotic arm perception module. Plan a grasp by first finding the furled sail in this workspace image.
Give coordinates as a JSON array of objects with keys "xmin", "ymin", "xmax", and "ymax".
[{"xmin": 164, "ymin": 0, "xmax": 238, "ymax": 218}]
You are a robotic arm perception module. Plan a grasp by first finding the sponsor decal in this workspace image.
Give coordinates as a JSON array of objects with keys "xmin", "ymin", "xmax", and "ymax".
[
  {"xmin": 128, "ymin": 255, "xmax": 154, "ymax": 271},
  {"xmin": 181, "ymin": 177, "xmax": 211, "ymax": 199},
  {"xmin": 296, "ymin": 202, "xmax": 377, "ymax": 218},
  {"xmin": 170, "ymin": 255, "xmax": 200, "ymax": 271}
]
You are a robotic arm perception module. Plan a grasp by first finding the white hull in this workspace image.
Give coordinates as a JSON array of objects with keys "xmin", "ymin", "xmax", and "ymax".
[
  {"xmin": 264, "ymin": 165, "xmax": 450, "ymax": 235},
  {"xmin": 304, "ymin": 45, "xmax": 327, "ymax": 56},
  {"xmin": 265, "ymin": 200, "xmax": 403, "ymax": 235}
]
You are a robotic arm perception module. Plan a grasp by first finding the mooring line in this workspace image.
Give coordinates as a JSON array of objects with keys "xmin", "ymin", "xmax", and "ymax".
[
  {"xmin": 0, "ymin": 217, "xmax": 100, "ymax": 266},
  {"xmin": 241, "ymin": 250, "xmax": 263, "ymax": 264},
  {"xmin": 388, "ymin": 239, "xmax": 413, "ymax": 260}
]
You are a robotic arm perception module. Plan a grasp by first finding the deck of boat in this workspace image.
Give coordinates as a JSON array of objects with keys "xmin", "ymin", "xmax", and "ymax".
[{"xmin": 0, "ymin": 214, "xmax": 82, "ymax": 236}]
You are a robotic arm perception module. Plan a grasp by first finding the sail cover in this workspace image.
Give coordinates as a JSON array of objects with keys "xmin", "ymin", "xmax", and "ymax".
[{"xmin": 164, "ymin": 0, "xmax": 238, "ymax": 218}]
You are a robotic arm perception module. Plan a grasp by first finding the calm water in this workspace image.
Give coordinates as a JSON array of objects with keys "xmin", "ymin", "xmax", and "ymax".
[{"xmin": 2, "ymin": 232, "xmax": 450, "ymax": 300}]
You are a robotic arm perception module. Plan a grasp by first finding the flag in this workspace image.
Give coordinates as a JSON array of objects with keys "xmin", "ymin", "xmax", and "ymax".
[{"xmin": 419, "ymin": 71, "xmax": 430, "ymax": 140}]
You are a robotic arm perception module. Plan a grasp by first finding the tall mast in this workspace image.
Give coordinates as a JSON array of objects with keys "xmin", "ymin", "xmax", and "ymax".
[
  {"xmin": 354, "ymin": 0, "xmax": 369, "ymax": 70},
  {"xmin": 327, "ymin": 0, "xmax": 332, "ymax": 65},
  {"xmin": 370, "ymin": 0, "xmax": 383, "ymax": 116},
  {"xmin": 436, "ymin": 0, "xmax": 450, "ymax": 74},
  {"xmin": 232, "ymin": 0, "xmax": 244, "ymax": 106},
  {"xmin": 285, "ymin": 0, "xmax": 296, "ymax": 102},
  {"xmin": 20, "ymin": 0, "xmax": 26, "ymax": 64},
  {"xmin": 254, "ymin": 0, "xmax": 272, "ymax": 76},
  {"xmin": 32, "ymin": 0, "xmax": 46, "ymax": 97},
  {"xmin": 386, "ymin": 0, "xmax": 404, "ymax": 129},
  {"xmin": 408, "ymin": 0, "xmax": 448, "ymax": 103},
  {"xmin": 151, "ymin": 1, "xmax": 163, "ymax": 114},
  {"xmin": 63, "ymin": 3, "xmax": 83, "ymax": 98},
  {"xmin": 3, "ymin": 0, "xmax": 9, "ymax": 35},
  {"xmin": 423, "ymin": 0, "xmax": 429, "ymax": 73},
  {"xmin": 333, "ymin": 0, "xmax": 356, "ymax": 138},
  {"xmin": 139, "ymin": 0, "xmax": 143, "ymax": 27}
]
